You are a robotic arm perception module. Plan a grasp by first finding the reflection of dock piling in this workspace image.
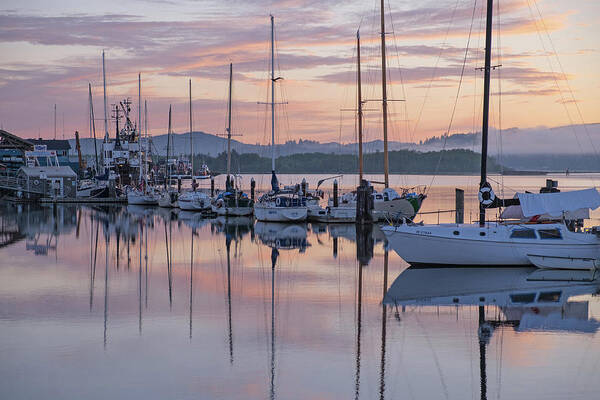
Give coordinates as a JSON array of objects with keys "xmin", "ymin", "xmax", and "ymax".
[{"xmin": 355, "ymin": 223, "xmax": 374, "ymax": 266}]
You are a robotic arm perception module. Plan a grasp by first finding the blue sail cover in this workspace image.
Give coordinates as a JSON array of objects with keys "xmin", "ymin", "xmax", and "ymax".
[{"xmin": 271, "ymin": 171, "xmax": 279, "ymax": 192}]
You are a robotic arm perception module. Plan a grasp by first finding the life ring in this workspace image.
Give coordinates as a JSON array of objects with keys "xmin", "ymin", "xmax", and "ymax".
[
  {"xmin": 275, "ymin": 197, "xmax": 281, "ymax": 206},
  {"xmin": 33, "ymin": 179, "xmax": 39, "ymax": 185},
  {"xmin": 478, "ymin": 185, "xmax": 496, "ymax": 207}
]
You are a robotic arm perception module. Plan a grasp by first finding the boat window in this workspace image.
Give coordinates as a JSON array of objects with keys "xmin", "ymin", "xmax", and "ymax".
[
  {"xmin": 383, "ymin": 193, "xmax": 389, "ymax": 201},
  {"xmin": 453, "ymin": 230, "xmax": 459, "ymax": 235},
  {"xmin": 538, "ymin": 228, "xmax": 562, "ymax": 239},
  {"xmin": 538, "ymin": 291, "xmax": 561, "ymax": 302},
  {"xmin": 510, "ymin": 293, "xmax": 536, "ymax": 303},
  {"xmin": 375, "ymin": 194, "xmax": 383, "ymax": 200},
  {"xmin": 510, "ymin": 228, "xmax": 537, "ymax": 239}
]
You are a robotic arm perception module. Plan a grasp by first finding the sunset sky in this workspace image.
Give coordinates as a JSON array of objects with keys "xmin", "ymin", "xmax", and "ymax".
[{"xmin": 0, "ymin": 0, "xmax": 598, "ymax": 147}]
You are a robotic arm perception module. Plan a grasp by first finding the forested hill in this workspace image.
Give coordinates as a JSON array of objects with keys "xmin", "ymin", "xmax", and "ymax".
[{"xmin": 193, "ymin": 149, "xmax": 508, "ymax": 174}]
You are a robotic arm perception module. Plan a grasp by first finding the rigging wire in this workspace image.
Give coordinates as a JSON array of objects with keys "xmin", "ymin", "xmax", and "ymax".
[
  {"xmin": 531, "ymin": 0, "xmax": 600, "ymax": 165},
  {"xmin": 410, "ymin": 0, "xmax": 462, "ymax": 140},
  {"xmin": 424, "ymin": 0, "xmax": 480, "ymax": 197},
  {"xmin": 524, "ymin": 0, "xmax": 593, "ymax": 186}
]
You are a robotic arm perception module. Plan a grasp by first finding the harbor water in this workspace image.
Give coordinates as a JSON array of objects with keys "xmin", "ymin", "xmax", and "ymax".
[{"xmin": 1, "ymin": 174, "xmax": 599, "ymax": 400}]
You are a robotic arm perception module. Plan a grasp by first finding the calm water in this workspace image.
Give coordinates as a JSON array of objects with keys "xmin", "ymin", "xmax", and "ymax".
[{"xmin": 1, "ymin": 175, "xmax": 599, "ymax": 400}]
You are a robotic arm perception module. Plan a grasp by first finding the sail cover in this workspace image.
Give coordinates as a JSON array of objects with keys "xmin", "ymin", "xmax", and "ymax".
[{"xmin": 516, "ymin": 188, "xmax": 600, "ymax": 217}]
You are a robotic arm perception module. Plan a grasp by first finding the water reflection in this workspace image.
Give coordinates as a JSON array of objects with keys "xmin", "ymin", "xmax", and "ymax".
[
  {"xmin": 384, "ymin": 266, "xmax": 600, "ymax": 400},
  {"xmin": 1, "ymin": 204, "xmax": 599, "ymax": 400}
]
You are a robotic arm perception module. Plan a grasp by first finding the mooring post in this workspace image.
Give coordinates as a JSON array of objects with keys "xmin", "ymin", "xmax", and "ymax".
[
  {"xmin": 455, "ymin": 188, "xmax": 464, "ymax": 224},
  {"xmin": 356, "ymin": 179, "xmax": 373, "ymax": 225},
  {"xmin": 333, "ymin": 179, "xmax": 339, "ymax": 208},
  {"xmin": 301, "ymin": 178, "xmax": 307, "ymax": 196},
  {"xmin": 177, "ymin": 177, "xmax": 182, "ymax": 193},
  {"xmin": 250, "ymin": 178, "xmax": 256, "ymax": 201},
  {"xmin": 210, "ymin": 177, "xmax": 215, "ymax": 197}
]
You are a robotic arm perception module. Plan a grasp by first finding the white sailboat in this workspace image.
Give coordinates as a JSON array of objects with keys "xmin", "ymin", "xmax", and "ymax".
[
  {"xmin": 128, "ymin": 81, "xmax": 159, "ymax": 206},
  {"xmin": 254, "ymin": 15, "xmax": 308, "ymax": 223},
  {"xmin": 211, "ymin": 63, "xmax": 254, "ymax": 217},
  {"xmin": 178, "ymin": 79, "xmax": 212, "ymax": 212},
  {"xmin": 382, "ymin": 0, "xmax": 600, "ymax": 268},
  {"xmin": 158, "ymin": 105, "xmax": 179, "ymax": 208}
]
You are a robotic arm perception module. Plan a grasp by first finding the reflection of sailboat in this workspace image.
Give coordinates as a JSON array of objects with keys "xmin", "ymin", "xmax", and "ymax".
[
  {"xmin": 178, "ymin": 210, "xmax": 210, "ymax": 230},
  {"xmin": 255, "ymin": 222, "xmax": 308, "ymax": 251},
  {"xmin": 384, "ymin": 266, "xmax": 600, "ymax": 399},
  {"xmin": 269, "ymin": 247, "xmax": 278, "ymax": 400},
  {"xmin": 384, "ymin": 266, "xmax": 600, "ymax": 328}
]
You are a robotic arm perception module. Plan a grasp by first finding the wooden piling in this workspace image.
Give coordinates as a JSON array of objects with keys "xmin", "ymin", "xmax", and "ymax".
[{"xmin": 455, "ymin": 188, "xmax": 464, "ymax": 224}]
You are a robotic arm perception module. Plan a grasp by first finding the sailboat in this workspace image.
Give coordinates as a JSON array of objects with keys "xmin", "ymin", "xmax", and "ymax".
[
  {"xmin": 127, "ymin": 75, "xmax": 159, "ymax": 205},
  {"xmin": 253, "ymin": 15, "xmax": 308, "ymax": 222},
  {"xmin": 211, "ymin": 63, "xmax": 254, "ymax": 216},
  {"xmin": 382, "ymin": 0, "xmax": 600, "ymax": 267},
  {"xmin": 371, "ymin": 1, "xmax": 426, "ymax": 222},
  {"xmin": 158, "ymin": 105, "xmax": 179, "ymax": 207},
  {"xmin": 178, "ymin": 79, "xmax": 212, "ymax": 211},
  {"xmin": 323, "ymin": 8, "xmax": 427, "ymax": 223}
]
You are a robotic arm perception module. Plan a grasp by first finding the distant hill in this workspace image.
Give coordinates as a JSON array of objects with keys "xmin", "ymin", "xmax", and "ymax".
[{"xmin": 70, "ymin": 123, "xmax": 600, "ymax": 172}]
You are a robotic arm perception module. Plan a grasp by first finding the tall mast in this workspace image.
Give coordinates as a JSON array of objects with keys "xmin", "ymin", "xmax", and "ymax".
[
  {"xmin": 102, "ymin": 51, "xmax": 109, "ymax": 142},
  {"xmin": 144, "ymin": 100, "xmax": 148, "ymax": 186},
  {"xmin": 270, "ymin": 14, "xmax": 276, "ymax": 174},
  {"xmin": 380, "ymin": 0, "xmax": 389, "ymax": 188},
  {"xmin": 189, "ymin": 79, "xmax": 194, "ymax": 176},
  {"xmin": 479, "ymin": 0, "xmax": 494, "ymax": 226},
  {"xmin": 227, "ymin": 63, "xmax": 233, "ymax": 179},
  {"xmin": 167, "ymin": 105, "xmax": 172, "ymax": 189},
  {"xmin": 357, "ymin": 30, "xmax": 364, "ymax": 183},
  {"xmin": 89, "ymin": 83, "xmax": 99, "ymax": 170},
  {"xmin": 54, "ymin": 104, "xmax": 57, "ymax": 139},
  {"xmin": 138, "ymin": 73, "xmax": 142, "ymax": 185}
]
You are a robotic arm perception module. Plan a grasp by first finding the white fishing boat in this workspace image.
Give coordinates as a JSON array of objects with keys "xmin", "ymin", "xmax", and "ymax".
[
  {"xmin": 382, "ymin": 0, "xmax": 600, "ymax": 268},
  {"xmin": 254, "ymin": 16, "xmax": 308, "ymax": 222}
]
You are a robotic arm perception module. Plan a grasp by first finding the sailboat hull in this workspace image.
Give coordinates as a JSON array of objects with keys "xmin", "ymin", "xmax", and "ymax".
[
  {"xmin": 212, "ymin": 205, "xmax": 253, "ymax": 216},
  {"xmin": 127, "ymin": 191, "xmax": 159, "ymax": 206},
  {"xmin": 254, "ymin": 205, "xmax": 308, "ymax": 222},
  {"xmin": 382, "ymin": 222, "xmax": 600, "ymax": 266},
  {"xmin": 372, "ymin": 198, "xmax": 420, "ymax": 221}
]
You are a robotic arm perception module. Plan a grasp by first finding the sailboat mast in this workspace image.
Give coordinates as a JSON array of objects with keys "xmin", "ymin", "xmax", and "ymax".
[
  {"xmin": 357, "ymin": 30, "xmax": 364, "ymax": 182},
  {"xmin": 144, "ymin": 100, "xmax": 148, "ymax": 186},
  {"xmin": 270, "ymin": 14, "xmax": 276, "ymax": 174},
  {"xmin": 102, "ymin": 51, "xmax": 109, "ymax": 142},
  {"xmin": 479, "ymin": 0, "xmax": 494, "ymax": 226},
  {"xmin": 380, "ymin": 0, "xmax": 389, "ymax": 188},
  {"xmin": 89, "ymin": 83, "xmax": 99, "ymax": 171},
  {"xmin": 227, "ymin": 63, "xmax": 233, "ymax": 179},
  {"xmin": 167, "ymin": 105, "xmax": 172, "ymax": 189},
  {"xmin": 189, "ymin": 79, "xmax": 194, "ymax": 176},
  {"xmin": 138, "ymin": 74, "xmax": 142, "ymax": 185}
]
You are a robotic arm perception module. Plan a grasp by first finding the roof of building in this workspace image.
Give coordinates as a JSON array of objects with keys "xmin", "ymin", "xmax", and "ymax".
[
  {"xmin": 0, "ymin": 130, "xmax": 34, "ymax": 150},
  {"xmin": 27, "ymin": 139, "xmax": 71, "ymax": 151},
  {"xmin": 18, "ymin": 166, "xmax": 77, "ymax": 178}
]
